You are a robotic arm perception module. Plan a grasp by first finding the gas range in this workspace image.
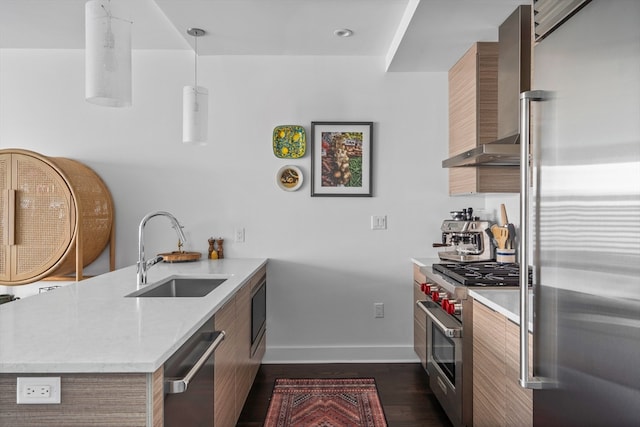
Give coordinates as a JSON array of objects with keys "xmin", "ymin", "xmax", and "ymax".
[
  {"xmin": 418, "ymin": 262, "xmax": 532, "ymax": 323},
  {"xmin": 432, "ymin": 262, "xmax": 532, "ymax": 287}
]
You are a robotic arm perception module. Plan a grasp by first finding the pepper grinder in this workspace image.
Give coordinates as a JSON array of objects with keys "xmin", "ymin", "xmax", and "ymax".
[
  {"xmin": 216, "ymin": 238, "xmax": 224, "ymax": 259},
  {"xmin": 208, "ymin": 237, "xmax": 218, "ymax": 259}
]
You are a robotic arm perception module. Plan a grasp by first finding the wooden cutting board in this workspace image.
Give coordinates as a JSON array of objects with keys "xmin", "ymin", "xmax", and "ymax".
[{"xmin": 158, "ymin": 251, "xmax": 202, "ymax": 263}]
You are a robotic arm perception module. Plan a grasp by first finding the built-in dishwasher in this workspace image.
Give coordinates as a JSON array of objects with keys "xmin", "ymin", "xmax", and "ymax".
[{"xmin": 163, "ymin": 315, "xmax": 225, "ymax": 427}]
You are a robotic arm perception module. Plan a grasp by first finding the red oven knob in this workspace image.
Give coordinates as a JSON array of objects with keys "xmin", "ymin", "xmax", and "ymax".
[
  {"xmin": 420, "ymin": 283, "xmax": 433, "ymax": 295},
  {"xmin": 442, "ymin": 298, "xmax": 450, "ymax": 311},
  {"xmin": 446, "ymin": 300, "xmax": 462, "ymax": 315},
  {"xmin": 431, "ymin": 290, "xmax": 446, "ymax": 302}
]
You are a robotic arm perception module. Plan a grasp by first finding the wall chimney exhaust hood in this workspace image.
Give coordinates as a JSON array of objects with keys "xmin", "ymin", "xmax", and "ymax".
[
  {"xmin": 443, "ymin": 5, "xmax": 531, "ymax": 168},
  {"xmin": 442, "ymin": 134, "xmax": 520, "ymax": 167}
]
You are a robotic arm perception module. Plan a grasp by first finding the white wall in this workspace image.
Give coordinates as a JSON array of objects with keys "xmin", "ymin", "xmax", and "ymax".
[{"xmin": 0, "ymin": 49, "xmax": 484, "ymax": 362}]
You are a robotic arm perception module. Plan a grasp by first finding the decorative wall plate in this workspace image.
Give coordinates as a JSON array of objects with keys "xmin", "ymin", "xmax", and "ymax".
[
  {"xmin": 273, "ymin": 125, "xmax": 306, "ymax": 158},
  {"xmin": 277, "ymin": 165, "xmax": 303, "ymax": 191}
]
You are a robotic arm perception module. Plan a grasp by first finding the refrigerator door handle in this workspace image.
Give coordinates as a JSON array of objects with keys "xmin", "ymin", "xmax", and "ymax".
[{"xmin": 519, "ymin": 90, "xmax": 556, "ymax": 389}]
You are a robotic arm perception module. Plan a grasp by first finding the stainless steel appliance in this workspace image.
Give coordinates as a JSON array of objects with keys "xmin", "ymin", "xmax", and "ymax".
[
  {"xmin": 163, "ymin": 316, "xmax": 225, "ymax": 426},
  {"xmin": 518, "ymin": 1, "xmax": 640, "ymax": 426},
  {"xmin": 416, "ymin": 262, "xmax": 532, "ymax": 427},
  {"xmin": 434, "ymin": 219, "xmax": 493, "ymax": 262}
]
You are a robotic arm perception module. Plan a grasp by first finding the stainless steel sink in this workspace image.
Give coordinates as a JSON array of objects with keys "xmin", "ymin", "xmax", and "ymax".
[{"xmin": 126, "ymin": 277, "xmax": 227, "ymax": 298}]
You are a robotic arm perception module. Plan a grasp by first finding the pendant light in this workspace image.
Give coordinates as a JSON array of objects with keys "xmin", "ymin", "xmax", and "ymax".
[
  {"xmin": 85, "ymin": 0, "xmax": 132, "ymax": 107},
  {"xmin": 183, "ymin": 28, "xmax": 208, "ymax": 145}
]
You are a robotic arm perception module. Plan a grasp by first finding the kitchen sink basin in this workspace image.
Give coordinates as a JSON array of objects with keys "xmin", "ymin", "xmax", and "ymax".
[{"xmin": 126, "ymin": 277, "xmax": 228, "ymax": 298}]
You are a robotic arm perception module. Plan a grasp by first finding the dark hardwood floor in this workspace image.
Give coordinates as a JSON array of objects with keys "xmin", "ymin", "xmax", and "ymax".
[{"xmin": 237, "ymin": 363, "xmax": 453, "ymax": 427}]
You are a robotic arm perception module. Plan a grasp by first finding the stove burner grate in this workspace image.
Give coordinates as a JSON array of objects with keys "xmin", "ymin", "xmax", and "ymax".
[{"xmin": 433, "ymin": 262, "xmax": 532, "ymax": 286}]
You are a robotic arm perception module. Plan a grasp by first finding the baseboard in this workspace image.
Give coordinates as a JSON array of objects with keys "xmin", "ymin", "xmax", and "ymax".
[{"xmin": 263, "ymin": 345, "xmax": 419, "ymax": 364}]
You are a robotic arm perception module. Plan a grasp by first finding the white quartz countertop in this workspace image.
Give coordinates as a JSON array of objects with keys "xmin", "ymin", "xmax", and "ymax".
[
  {"xmin": 0, "ymin": 258, "xmax": 267, "ymax": 374},
  {"xmin": 469, "ymin": 289, "xmax": 534, "ymax": 332}
]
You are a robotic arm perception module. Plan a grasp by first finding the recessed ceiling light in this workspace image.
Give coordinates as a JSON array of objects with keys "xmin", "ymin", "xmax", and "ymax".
[{"xmin": 334, "ymin": 28, "xmax": 354, "ymax": 38}]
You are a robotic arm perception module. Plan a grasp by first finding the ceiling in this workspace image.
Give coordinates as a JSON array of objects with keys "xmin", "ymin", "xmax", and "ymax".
[{"xmin": 0, "ymin": 0, "xmax": 527, "ymax": 72}]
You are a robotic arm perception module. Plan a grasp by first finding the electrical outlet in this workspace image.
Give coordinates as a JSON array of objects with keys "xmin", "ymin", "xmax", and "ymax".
[
  {"xmin": 17, "ymin": 377, "xmax": 61, "ymax": 404},
  {"xmin": 374, "ymin": 303, "xmax": 384, "ymax": 318},
  {"xmin": 371, "ymin": 215, "xmax": 387, "ymax": 230},
  {"xmin": 235, "ymin": 227, "xmax": 245, "ymax": 243}
]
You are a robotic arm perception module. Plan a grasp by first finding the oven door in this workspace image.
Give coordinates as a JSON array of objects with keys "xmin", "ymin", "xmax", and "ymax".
[{"xmin": 418, "ymin": 300, "xmax": 463, "ymax": 427}]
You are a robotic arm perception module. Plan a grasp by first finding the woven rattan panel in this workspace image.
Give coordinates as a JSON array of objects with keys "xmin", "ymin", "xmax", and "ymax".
[
  {"xmin": 13, "ymin": 155, "xmax": 73, "ymax": 281},
  {"xmin": 0, "ymin": 156, "xmax": 8, "ymax": 281},
  {"xmin": 0, "ymin": 149, "xmax": 113, "ymax": 285}
]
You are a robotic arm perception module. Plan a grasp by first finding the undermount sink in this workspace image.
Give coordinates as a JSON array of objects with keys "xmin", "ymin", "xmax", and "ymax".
[{"xmin": 126, "ymin": 277, "xmax": 228, "ymax": 298}]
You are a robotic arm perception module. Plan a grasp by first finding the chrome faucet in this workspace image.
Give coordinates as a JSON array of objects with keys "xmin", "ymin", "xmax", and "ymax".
[{"xmin": 137, "ymin": 211, "xmax": 187, "ymax": 287}]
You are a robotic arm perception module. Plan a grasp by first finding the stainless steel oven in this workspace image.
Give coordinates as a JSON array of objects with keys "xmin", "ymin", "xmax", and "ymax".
[
  {"xmin": 416, "ymin": 262, "xmax": 530, "ymax": 427},
  {"xmin": 418, "ymin": 300, "xmax": 463, "ymax": 427}
]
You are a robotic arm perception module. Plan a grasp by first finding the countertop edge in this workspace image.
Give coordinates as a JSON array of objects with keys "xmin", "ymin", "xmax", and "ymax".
[
  {"xmin": 0, "ymin": 258, "xmax": 268, "ymax": 374},
  {"xmin": 468, "ymin": 289, "xmax": 534, "ymax": 332}
]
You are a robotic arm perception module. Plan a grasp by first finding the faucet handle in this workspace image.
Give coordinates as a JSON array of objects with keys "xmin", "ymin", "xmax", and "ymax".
[{"xmin": 145, "ymin": 256, "xmax": 164, "ymax": 269}]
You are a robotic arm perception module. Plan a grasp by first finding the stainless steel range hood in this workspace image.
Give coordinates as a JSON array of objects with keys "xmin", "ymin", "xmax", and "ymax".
[
  {"xmin": 442, "ymin": 134, "xmax": 520, "ymax": 167},
  {"xmin": 443, "ymin": 5, "xmax": 531, "ymax": 168}
]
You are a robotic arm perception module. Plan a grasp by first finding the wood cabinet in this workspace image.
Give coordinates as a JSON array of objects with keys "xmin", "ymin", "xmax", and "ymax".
[
  {"xmin": 413, "ymin": 263, "xmax": 428, "ymax": 370},
  {"xmin": 0, "ymin": 149, "xmax": 114, "ymax": 284},
  {"xmin": 214, "ymin": 266, "xmax": 266, "ymax": 427},
  {"xmin": 472, "ymin": 299, "xmax": 532, "ymax": 427},
  {"xmin": 448, "ymin": 42, "xmax": 519, "ymax": 194},
  {"xmin": 0, "ymin": 371, "xmax": 160, "ymax": 427}
]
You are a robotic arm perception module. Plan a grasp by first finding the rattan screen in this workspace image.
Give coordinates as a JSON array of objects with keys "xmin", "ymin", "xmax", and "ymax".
[
  {"xmin": 0, "ymin": 150, "xmax": 113, "ymax": 285},
  {"xmin": 0, "ymin": 156, "xmax": 8, "ymax": 281}
]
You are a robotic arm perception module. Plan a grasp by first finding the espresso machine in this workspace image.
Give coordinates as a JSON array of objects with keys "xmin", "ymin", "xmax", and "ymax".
[{"xmin": 433, "ymin": 208, "xmax": 493, "ymax": 262}]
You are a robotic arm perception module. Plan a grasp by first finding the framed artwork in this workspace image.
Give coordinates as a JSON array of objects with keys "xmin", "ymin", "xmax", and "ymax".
[{"xmin": 310, "ymin": 121, "xmax": 373, "ymax": 197}]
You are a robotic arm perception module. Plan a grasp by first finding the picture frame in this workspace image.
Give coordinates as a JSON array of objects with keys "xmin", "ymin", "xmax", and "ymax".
[{"xmin": 310, "ymin": 121, "xmax": 373, "ymax": 197}]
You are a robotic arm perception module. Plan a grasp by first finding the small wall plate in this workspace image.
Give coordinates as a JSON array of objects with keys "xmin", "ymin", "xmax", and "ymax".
[
  {"xmin": 273, "ymin": 125, "xmax": 306, "ymax": 158},
  {"xmin": 276, "ymin": 165, "xmax": 303, "ymax": 191}
]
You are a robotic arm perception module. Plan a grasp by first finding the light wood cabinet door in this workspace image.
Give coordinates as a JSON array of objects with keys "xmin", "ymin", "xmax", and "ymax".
[
  {"xmin": 234, "ymin": 280, "xmax": 253, "ymax": 421},
  {"xmin": 473, "ymin": 300, "xmax": 508, "ymax": 427},
  {"xmin": 214, "ymin": 266, "xmax": 267, "ymax": 427},
  {"xmin": 448, "ymin": 42, "xmax": 519, "ymax": 194},
  {"xmin": 473, "ymin": 299, "xmax": 532, "ymax": 427},
  {"xmin": 214, "ymin": 297, "xmax": 237, "ymax": 427},
  {"xmin": 505, "ymin": 319, "xmax": 533, "ymax": 427},
  {"xmin": 412, "ymin": 264, "xmax": 428, "ymax": 370}
]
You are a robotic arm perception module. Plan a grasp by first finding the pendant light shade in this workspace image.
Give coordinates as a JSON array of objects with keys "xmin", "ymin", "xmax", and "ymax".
[
  {"xmin": 85, "ymin": 0, "xmax": 132, "ymax": 107},
  {"xmin": 183, "ymin": 86, "xmax": 209, "ymax": 144},
  {"xmin": 183, "ymin": 28, "xmax": 208, "ymax": 145}
]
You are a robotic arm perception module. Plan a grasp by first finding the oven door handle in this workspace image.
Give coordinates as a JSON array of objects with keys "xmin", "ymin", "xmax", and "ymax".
[
  {"xmin": 165, "ymin": 330, "xmax": 225, "ymax": 394},
  {"xmin": 417, "ymin": 301, "xmax": 462, "ymax": 338}
]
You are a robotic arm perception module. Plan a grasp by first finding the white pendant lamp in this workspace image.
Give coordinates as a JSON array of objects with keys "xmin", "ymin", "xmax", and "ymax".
[
  {"xmin": 85, "ymin": 0, "xmax": 132, "ymax": 107},
  {"xmin": 183, "ymin": 28, "xmax": 208, "ymax": 145}
]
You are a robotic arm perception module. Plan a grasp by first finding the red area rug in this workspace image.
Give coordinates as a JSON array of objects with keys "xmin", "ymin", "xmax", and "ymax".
[{"xmin": 264, "ymin": 378, "xmax": 388, "ymax": 427}]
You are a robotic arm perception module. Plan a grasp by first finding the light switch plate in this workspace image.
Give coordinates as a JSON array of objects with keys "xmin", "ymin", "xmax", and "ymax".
[{"xmin": 371, "ymin": 215, "xmax": 387, "ymax": 230}]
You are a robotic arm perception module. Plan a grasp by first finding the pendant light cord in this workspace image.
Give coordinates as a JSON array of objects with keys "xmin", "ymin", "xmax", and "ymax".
[{"xmin": 194, "ymin": 35, "xmax": 198, "ymax": 88}]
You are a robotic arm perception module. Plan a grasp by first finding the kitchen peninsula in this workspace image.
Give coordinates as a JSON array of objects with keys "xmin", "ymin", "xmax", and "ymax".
[{"xmin": 0, "ymin": 258, "xmax": 267, "ymax": 426}]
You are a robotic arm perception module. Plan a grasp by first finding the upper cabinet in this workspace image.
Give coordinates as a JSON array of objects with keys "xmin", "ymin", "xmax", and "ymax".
[
  {"xmin": 448, "ymin": 42, "xmax": 519, "ymax": 195},
  {"xmin": 446, "ymin": 6, "xmax": 531, "ymax": 195}
]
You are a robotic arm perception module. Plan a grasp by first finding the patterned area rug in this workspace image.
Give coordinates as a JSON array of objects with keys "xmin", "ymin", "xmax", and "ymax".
[{"xmin": 264, "ymin": 378, "xmax": 388, "ymax": 427}]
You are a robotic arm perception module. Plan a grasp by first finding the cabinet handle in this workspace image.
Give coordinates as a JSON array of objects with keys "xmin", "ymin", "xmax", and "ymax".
[
  {"xmin": 6, "ymin": 189, "xmax": 16, "ymax": 246},
  {"xmin": 165, "ymin": 330, "xmax": 225, "ymax": 394}
]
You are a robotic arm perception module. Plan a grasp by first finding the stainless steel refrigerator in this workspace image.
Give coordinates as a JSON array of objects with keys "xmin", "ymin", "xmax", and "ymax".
[{"xmin": 518, "ymin": 1, "xmax": 640, "ymax": 426}]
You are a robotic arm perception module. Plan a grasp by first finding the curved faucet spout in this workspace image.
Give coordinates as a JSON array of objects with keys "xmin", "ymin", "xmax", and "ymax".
[{"xmin": 137, "ymin": 211, "xmax": 187, "ymax": 287}]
